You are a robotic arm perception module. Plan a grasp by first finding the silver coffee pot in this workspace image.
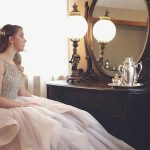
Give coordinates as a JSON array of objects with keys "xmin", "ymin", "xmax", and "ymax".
[{"xmin": 118, "ymin": 57, "xmax": 142, "ymax": 86}]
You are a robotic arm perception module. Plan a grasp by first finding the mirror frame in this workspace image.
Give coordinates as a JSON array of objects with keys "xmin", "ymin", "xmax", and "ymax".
[{"xmin": 84, "ymin": 0, "xmax": 150, "ymax": 84}]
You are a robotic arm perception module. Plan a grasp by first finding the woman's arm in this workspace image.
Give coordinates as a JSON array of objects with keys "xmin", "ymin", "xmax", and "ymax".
[
  {"xmin": 18, "ymin": 80, "xmax": 32, "ymax": 97},
  {"xmin": 0, "ymin": 96, "xmax": 22, "ymax": 108},
  {"xmin": 0, "ymin": 96, "xmax": 40, "ymax": 109}
]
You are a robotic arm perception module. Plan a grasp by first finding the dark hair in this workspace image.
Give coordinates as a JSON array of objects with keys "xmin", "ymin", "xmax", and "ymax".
[
  {"xmin": 0, "ymin": 24, "xmax": 22, "ymax": 53},
  {"xmin": 0, "ymin": 24, "xmax": 26, "ymax": 78}
]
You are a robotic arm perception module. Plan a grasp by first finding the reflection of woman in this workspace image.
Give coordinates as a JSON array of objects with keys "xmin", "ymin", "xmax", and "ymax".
[{"xmin": 0, "ymin": 24, "xmax": 134, "ymax": 150}]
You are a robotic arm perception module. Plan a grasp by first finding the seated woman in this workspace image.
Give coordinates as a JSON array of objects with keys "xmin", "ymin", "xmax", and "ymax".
[{"xmin": 0, "ymin": 24, "xmax": 134, "ymax": 150}]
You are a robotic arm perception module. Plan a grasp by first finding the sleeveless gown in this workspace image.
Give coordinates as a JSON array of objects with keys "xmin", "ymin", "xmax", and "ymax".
[{"xmin": 0, "ymin": 60, "xmax": 135, "ymax": 150}]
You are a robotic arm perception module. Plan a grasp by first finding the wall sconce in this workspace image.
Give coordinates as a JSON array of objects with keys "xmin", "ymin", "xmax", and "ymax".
[
  {"xmin": 66, "ymin": 3, "xmax": 88, "ymax": 83},
  {"xmin": 93, "ymin": 9, "xmax": 116, "ymax": 66}
]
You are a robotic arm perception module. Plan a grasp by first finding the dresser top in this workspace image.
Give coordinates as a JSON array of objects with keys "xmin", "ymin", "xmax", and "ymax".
[{"xmin": 46, "ymin": 80, "xmax": 150, "ymax": 93}]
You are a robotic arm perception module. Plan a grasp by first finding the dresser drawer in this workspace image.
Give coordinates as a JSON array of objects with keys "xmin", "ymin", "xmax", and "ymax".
[
  {"xmin": 78, "ymin": 91, "xmax": 126, "ymax": 116},
  {"xmin": 98, "ymin": 117, "xmax": 127, "ymax": 140},
  {"xmin": 47, "ymin": 86, "xmax": 64, "ymax": 101},
  {"xmin": 62, "ymin": 88, "xmax": 78, "ymax": 107},
  {"xmin": 47, "ymin": 86, "xmax": 78, "ymax": 107}
]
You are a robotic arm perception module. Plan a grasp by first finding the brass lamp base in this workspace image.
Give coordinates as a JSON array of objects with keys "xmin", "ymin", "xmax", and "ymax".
[
  {"xmin": 67, "ymin": 39, "xmax": 84, "ymax": 83},
  {"xmin": 67, "ymin": 69, "xmax": 83, "ymax": 83}
]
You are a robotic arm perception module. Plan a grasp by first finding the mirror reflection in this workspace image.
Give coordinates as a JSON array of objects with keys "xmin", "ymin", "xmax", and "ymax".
[{"xmin": 92, "ymin": 0, "xmax": 148, "ymax": 77}]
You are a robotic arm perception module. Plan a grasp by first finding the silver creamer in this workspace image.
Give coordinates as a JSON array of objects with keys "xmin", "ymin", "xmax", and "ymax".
[{"xmin": 118, "ymin": 57, "xmax": 142, "ymax": 86}]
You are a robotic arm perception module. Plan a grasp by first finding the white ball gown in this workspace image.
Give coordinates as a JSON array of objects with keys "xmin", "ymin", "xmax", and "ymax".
[{"xmin": 0, "ymin": 60, "xmax": 135, "ymax": 150}]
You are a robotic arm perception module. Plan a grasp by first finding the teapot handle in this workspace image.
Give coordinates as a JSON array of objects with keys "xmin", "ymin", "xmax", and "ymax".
[
  {"xmin": 136, "ymin": 61, "xmax": 142, "ymax": 78},
  {"xmin": 118, "ymin": 65, "xmax": 124, "ymax": 75}
]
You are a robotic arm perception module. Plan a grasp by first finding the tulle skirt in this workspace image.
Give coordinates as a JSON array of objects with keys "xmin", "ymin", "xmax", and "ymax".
[{"xmin": 0, "ymin": 96, "xmax": 135, "ymax": 150}]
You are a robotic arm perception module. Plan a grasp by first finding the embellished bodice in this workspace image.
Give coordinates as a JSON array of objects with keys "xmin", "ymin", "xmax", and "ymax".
[{"xmin": 0, "ymin": 61, "xmax": 22, "ymax": 99}]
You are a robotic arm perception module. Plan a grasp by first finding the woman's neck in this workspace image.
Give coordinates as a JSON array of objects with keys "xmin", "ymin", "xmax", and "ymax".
[
  {"xmin": 0, "ymin": 48, "xmax": 17, "ymax": 65},
  {"xmin": 2, "ymin": 47, "xmax": 16, "ymax": 61}
]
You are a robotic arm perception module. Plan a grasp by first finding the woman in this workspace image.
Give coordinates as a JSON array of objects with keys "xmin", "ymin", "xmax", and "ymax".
[{"xmin": 0, "ymin": 24, "xmax": 134, "ymax": 150}]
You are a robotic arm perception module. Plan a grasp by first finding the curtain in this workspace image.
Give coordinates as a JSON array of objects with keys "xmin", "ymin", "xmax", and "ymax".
[{"xmin": 0, "ymin": 0, "xmax": 69, "ymax": 97}]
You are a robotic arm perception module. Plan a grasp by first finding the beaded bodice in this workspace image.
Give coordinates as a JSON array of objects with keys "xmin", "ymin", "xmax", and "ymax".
[{"xmin": 0, "ymin": 61, "xmax": 22, "ymax": 99}]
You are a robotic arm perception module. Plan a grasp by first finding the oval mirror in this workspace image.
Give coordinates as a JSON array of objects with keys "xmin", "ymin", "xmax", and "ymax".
[{"xmin": 87, "ymin": 0, "xmax": 149, "ymax": 78}]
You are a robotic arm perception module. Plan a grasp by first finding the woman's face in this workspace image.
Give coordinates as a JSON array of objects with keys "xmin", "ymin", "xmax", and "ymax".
[{"xmin": 12, "ymin": 28, "xmax": 26, "ymax": 52}]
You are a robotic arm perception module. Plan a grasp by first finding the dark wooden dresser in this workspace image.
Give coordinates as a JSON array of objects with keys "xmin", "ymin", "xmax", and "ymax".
[{"xmin": 46, "ymin": 80, "xmax": 150, "ymax": 150}]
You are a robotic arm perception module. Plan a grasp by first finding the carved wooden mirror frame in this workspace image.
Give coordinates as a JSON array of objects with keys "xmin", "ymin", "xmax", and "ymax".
[{"xmin": 84, "ymin": 0, "xmax": 150, "ymax": 85}]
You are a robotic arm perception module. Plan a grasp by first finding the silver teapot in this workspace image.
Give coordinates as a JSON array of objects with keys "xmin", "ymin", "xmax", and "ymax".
[{"xmin": 118, "ymin": 57, "xmax": 142, "ymax": 86}]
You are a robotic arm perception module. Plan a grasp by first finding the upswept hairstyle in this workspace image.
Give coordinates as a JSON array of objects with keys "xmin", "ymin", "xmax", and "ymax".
[{"xmin": 0, "ymin": 24, "xmax": 26, "ymax": 78}]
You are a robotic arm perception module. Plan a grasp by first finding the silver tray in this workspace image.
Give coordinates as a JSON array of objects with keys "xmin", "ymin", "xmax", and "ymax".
[{"xmin": 108, "ymin": 83, "xmax": 143, "ymax": 88}]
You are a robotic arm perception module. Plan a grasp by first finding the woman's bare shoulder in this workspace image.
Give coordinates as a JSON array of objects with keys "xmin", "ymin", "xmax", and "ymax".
[
  {"xmin": 0, "ymin": 57, "xmax": 5, "ymax": 71},
  {"xmin": 0, "ymin": 55, "xmax": 5, "ymax": 62},
  {"xmin": 0, "ymin": 58, "xmax": 4, "ymax": 65}
]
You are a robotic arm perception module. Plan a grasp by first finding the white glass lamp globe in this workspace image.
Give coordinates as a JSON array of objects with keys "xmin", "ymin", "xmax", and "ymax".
[
  {"xmin": 67, "ymin": 15, "xmax": 88, "ymax": 41},
  {"xmin": 93, "ymin": 19, "xmax": 116, "ymax": 44}
]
